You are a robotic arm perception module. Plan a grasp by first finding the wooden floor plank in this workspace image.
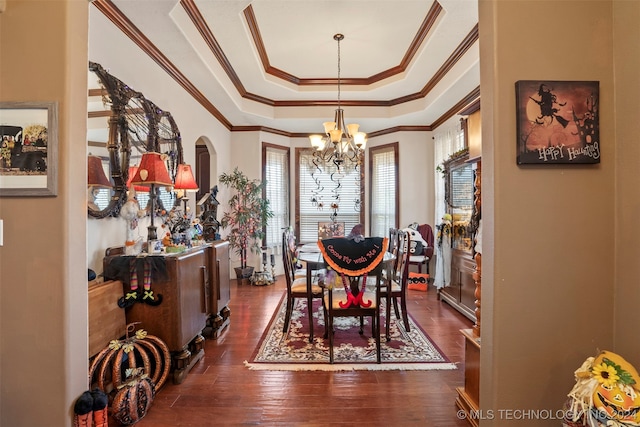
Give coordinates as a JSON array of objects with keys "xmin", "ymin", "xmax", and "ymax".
[{"xmin": 135, "ymin": 275, "xmax": 474, "ymax": 426}]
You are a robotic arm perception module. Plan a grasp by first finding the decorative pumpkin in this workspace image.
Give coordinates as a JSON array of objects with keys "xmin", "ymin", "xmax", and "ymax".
[
  {"xmin": 111, "ymin": 368, "xmax": 155, "ymax": 425},
  {"xmin": 591, "ymin": 351, "xmax": 640, "ymax": 425},
  {"xmin": 89, "ymin": 325, "xmax": 170, "ymax": 395},
  {"xmin": 89, "ymin": 324, "xmax": 171, "ymax": 424},
  {"xmin": 565, "ymin": 350, "xmax": 640, "ymax": 427}
]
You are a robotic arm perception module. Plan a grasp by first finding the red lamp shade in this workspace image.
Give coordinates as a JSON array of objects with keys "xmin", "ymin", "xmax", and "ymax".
[
  {"xmin": 126, "ymin": 165, "xmax": 150, "ymax": 193},
  {"xmin": 173, "ymin": 164, "xmax": 199, "ymax": 191},
  {"xmin": 87, "ymin": 155, "xmax": 112, "ymax": 188},
  {"xmin": 129, "ymin": 152, "xmax": 173, "ymax": 187}
]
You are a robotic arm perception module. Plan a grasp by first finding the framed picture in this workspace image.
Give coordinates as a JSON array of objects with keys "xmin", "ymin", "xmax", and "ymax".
[
  {"xmin": 0, "ymin": 101, "xmax": 58, "ymax": 196},
  {"xmin": 318, "ymin": 221, "xmax": 345, "ymax": 240},
  {"xmin": 516, "ymin": 80, "xmax": 599, "ymax": 165}
]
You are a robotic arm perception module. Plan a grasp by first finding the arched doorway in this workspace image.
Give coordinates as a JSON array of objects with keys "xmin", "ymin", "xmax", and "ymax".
[{"xmin": 195, "ymin": 136, "xmax": 216, "ymax": 204}]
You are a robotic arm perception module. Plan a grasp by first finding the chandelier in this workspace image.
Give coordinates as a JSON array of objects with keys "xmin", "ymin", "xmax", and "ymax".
[{"xmin": 308, "ymin": 34, "xmax": 367, "ymax": 172}]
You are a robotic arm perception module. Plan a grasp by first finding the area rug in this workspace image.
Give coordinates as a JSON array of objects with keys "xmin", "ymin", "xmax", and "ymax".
[{"xmin": 244, "ymin": 294, "xmax": 457, "ymax": 371}]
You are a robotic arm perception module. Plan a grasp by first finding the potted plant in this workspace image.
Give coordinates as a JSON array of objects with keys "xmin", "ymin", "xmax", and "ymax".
[{"xmin": 219, "ymin": 167, "xmax": 273, "ymax": 280}]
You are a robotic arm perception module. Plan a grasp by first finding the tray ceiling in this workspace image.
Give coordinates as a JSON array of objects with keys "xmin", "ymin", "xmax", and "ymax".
[{"xmin": 90, "ymin": 0, "xmax": 480, "ymax": 136}]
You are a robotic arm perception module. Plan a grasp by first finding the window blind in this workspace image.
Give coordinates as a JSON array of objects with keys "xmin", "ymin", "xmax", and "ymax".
[
  {"xmin": 370, "ymin": 145, "xmax": 397, "ymax": 238},
  {"xmin": 136, "ymin": 188, "xmax": 175, "ymax": 212},
  {"xmin": 93, "ymin": 186, "xmax": 175, "ymax": 213},
  {"xmin": 298, "ymin": 152, "xmax": 361, "ymax": 243}
]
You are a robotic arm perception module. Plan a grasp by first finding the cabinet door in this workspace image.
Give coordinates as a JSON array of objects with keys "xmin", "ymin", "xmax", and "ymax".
[
  {"xmin": 440, "ymin": 251, "xmax": 476, "ymax": 322},
  {"xmin": 459, "ymin": 257, "xmax": 477, "ymax": 313},
  {"xmin": 176, "ymin": 250, "xmax": 210, "ymax": 349},
  {"xmin": 211, "ymin": 240, "xmax": 231, "ymax": 313}
]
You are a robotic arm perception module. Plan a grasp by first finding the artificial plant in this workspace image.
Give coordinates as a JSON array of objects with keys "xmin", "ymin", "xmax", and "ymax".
[{"xmin": 219, "ymin": 167, "xmax": 273, "ymax": 273}]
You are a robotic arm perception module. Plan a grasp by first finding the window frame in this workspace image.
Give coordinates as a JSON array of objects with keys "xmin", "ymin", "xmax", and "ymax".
[
  {"xmin": 262, "ymin": 142, "xmax": 290, "ymax": 249},
  {"xmin": 295, "ymin": 147, "xmax": 364, "ymax": 243}
]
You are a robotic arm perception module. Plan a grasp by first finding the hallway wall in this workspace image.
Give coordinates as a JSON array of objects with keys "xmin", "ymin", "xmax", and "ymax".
[
  {"xmin": 0, "ymin": 1, "xmax": 88, "ymax": 425},
  {"xmin": 478, "ymin": 1, "xmax": 637, "ymax": 425}
]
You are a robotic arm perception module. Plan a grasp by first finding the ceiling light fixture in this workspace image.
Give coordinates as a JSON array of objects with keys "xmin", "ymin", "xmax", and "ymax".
[{"xmin": 309, "ymin": 34, "xmax": 367, "ymax": 171}]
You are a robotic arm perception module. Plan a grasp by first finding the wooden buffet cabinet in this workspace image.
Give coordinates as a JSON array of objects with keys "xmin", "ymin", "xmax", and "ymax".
[
  {"xmin": 438, "ymin": 154, "xmax": 477, "ymax": 323},
  {"xmin": 445, "ymin": 107, "xmax": 482, "ymax": 426},
  {"xmin": 103, "ymin": 241, "xmax": 230, "ymax": 384}
]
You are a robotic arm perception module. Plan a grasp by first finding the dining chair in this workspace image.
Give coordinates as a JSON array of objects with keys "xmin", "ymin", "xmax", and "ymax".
[
  {"xmin": 382, "ymin": 229, "xmax": 412, "ymax": 341},
  {"xmin": 282, "ymin": 228, "xmax": 325, "ymax": 337},
  {"xmin": 388, "ymin": 227, "xmax": 399, "ymax": 254},
  {"xmin": 318, "ymin": 237, "xmax": 389, "ymax": 364},
  {"xmin": 407, "ymin": 223, "xmax": 434, "ymax": 274}
]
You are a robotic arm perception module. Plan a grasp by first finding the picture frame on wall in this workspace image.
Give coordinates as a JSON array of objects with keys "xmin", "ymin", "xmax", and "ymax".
[
  {"xmin": 318, "ymin": 221, "xmax": 345, "ymax": 240},
  {"xmin": 515, "ymin": 80, "xmax": 599, "ymax": 165},
  {"xmin": 0, "ymin": 101, "xmax": 58, "ymax": 196}
]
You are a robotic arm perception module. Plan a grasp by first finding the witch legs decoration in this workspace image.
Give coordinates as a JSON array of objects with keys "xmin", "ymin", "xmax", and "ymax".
[
  {"xmin": 118, "ymin": 258, "xmax": 163, "ymax": 308},
  {"xmin": 73, "ymin": 389, "xmax": 108, "ymax": 427},
  {"xmin": 338, "ymin": 272, "xmax": 372, "ymax": 308}
]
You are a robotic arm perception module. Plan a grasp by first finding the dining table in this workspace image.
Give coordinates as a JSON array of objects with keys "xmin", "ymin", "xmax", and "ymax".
[{"xmin": 296, "ymin": 242, "xmax": 396, "ymax": 342}]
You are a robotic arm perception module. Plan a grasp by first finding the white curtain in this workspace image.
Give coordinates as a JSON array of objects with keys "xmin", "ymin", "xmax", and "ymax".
[
  {"xmin": 433, "ymin": 122, "xmax": 465, "ymax": 223},
  {"xmin": 433, "ymin": 123, "xmax": 464, "ymax": 289},
  {"xmin": 265, "ymin": 147, "xmax": 289, "ymax": 251}
]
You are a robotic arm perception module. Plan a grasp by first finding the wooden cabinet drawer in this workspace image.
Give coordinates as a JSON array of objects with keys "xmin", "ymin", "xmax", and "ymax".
[{"xmin": 88, "ymin": 280, "xmax": 126, "ymax": 357}]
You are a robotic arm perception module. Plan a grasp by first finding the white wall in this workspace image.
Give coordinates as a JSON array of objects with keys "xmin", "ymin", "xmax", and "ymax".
[
  {"xmin": 88, "ymin": 7, "xmax": 231, "ymax": 274},
  {"xmin": 87, "ymin": 7, "xmax": 439, "ymax": 279},
  {"xmin": 368, "ymin": 131, "xmax": 435, "ymax": 229}
]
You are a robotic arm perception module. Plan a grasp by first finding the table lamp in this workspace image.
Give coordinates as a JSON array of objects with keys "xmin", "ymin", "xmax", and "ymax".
[
  {"xmin": 87, "ymin": 155, "xmax": 112, "ymax": 210},
  {"xmin": 173, "ymin": 163, "xmax": 199, "ymax": 212},
  {"xmin": 129, "ymin": 152, "xmax": 173, "ymax": 241},
  {"xmin": 126, "ymin": 165, "xmax": 150, "ymax": 194}
]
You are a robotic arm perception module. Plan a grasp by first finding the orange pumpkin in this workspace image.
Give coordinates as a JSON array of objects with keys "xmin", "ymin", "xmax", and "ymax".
[{"xmin": 591, "ymin": 351, "xmax": 640, "ymax": 425}]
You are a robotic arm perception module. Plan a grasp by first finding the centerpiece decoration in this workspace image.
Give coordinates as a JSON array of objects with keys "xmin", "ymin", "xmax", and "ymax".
[
  {"xmin": 219, "ymin": 168, "xmax": 273, "ymax": 280},
  {"xmin": 159, "ymin": 206, "xmax": 193, "ymax": 253}
]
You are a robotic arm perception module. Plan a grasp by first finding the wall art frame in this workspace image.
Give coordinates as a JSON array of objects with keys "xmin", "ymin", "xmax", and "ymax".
[
  {"xmin": 0, "ymin": 101, "xmax": 58, "ymax": 196},
  {"xmin": 318, "ymin": 221, "xmax": 345, "ymax": 240},
  {"xmin": 515, "ymin": 80, "xmax": 600, "ymax": 165}
]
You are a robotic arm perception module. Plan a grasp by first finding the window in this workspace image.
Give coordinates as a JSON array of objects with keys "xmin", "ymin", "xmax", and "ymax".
[
  {"xmin": 369, "ymin": 143, "xmax": 398, "ymax": 238},
  {"xmin": 296, "ymin": 148, "xmax": 364, "ymax": 243},
  {"xmin": 136, "ymin": 188, "xmax": 175, "ymax": 212},
  {"xmin": 93, "ymin": 187, "xmax": 110, "ymax": 211},
  {"xmin": 263, "ymin": 144, "xmax": 289, "ymax": 249}
]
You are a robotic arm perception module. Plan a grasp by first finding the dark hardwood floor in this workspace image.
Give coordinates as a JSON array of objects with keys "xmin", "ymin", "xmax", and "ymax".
[{"xmin": 137, "ymin": 275, "xmax": 474, "ymax": 426}]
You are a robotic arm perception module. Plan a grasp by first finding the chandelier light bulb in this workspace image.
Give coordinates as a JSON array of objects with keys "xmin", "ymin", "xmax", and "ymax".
[
  {"xmin": 353, "ymin": 132, "xmax": 367, "ymax": 148},
  {"xmin": 309, "ymin": 134, "xmax": 325, "ymax": 150},
  {"xmin": 323, "ymin": 122, "xmax": 336, "ymax": 134},
  {"xmin": 329, "ymin": 129, "xmax": 343, "ymax": 143}
]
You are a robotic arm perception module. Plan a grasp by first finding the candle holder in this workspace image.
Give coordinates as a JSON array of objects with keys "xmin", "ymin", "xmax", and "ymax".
[{"xmin": 250, "ymin": 253, "xmax": 275, "ymax": 286}]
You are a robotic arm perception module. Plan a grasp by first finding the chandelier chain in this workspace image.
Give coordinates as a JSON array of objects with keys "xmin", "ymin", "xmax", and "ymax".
[{"xmin": 336, "ymin": 35, "xmax": 341, "ymax": 110}]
